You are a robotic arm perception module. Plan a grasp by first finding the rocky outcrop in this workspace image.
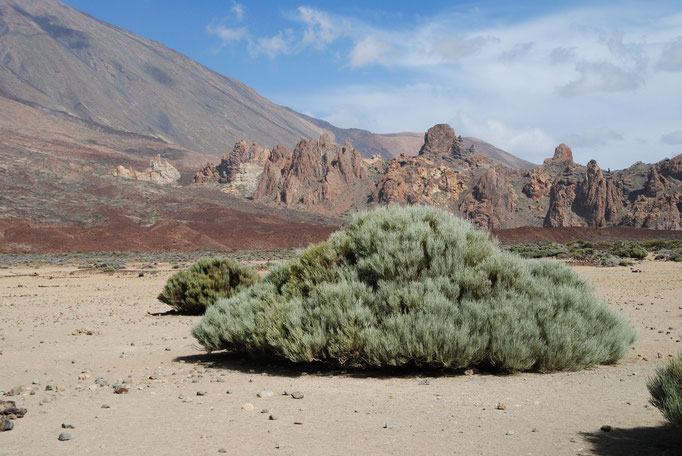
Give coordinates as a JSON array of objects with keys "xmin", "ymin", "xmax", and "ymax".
[
  {"xmin": 372, "ymin": 156, "xmax": 468, "ymax": 209},
  {"xmin": 193, "ymin": 140, "xmax": 271, "ymax": 197},
  {"xmin": 191, "ymin": 123, "xmax": 682, "ymax": 231},
  {"xmin": 522, "ymin": 170, "xmax": 552, "ymax": 201},
  {"xmin": 459, "ymin": 166, "xmax": 518, "ymax": 229},
  {"xmin": 112, "ymin": 154, "xmax": 180, "ymax": 185},
  {"xmin": 544, "ymin": 160, "xmax": 623, "ymax": 227},
  {"xmin": 253, "ymin": 135, "xmax": 369, "ymax": 214}
]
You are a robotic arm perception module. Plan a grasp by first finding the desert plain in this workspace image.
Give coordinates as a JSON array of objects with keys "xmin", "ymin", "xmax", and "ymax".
[{"xmin": 1, "ymin": 258, "xmax": 682, "ymax": 456}]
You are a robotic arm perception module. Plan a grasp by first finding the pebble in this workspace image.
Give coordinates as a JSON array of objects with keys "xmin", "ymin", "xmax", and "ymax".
[
  {"xmin": 383, "ymin": 422, "xmax": 394, "ymax": 429},
  {"xmin": 218, "ymin": 449, "xmax": 227, "ymax": 454},
  {"xmin": 114, "ymin": 387, "xmax": 129, "ymax": 394},
  {"xmin": 600, "ymin": 424, "xmax": 612, "ymax": 432},
  {"xmin": 226, "ymin": 389, "xmax": 233, "ymax": 395},
  {"xmin": 61, "ymin": 423, "xmax": 75, "ymax": 429},
  {"xmin": 506, "ymin": 431, "xmax": 515, "ymax": 436},
  {"xmin": 496, "ymin": 402, "xmax": 507, "ymax": 410},
  {"xmin": 1, "ymin": 419, "xmax": 13, "ymax": 432},
  {"xmin": 196, "ymin": 391, "xmax": 207, "ymax": 396},
  {"xmin": 418, "ymin": 379, "xmax": 431, "ymax": 385},
  {"xmin": 45, "ymin": 385, "xmax": 53, "ymax": 391},
  {"xmin": 257, "ymin": 390, "xmax": 274, "ymax": 398},
  {"xmin": 101, "ymin": 404, "xmax": 110, "ymax": 409},
  {"xmin": 241, "ymin": 403, "xmax": 254, "ymax": 411},
  {"xmin": 269, "ymin": 414, "xmax": 278, "ymax": 421},
  {"xmin": 58, "ymin": 432, "xmax": 72, "ymax": 441},
  {"xmin": 290, "ymin": 391, "xmax": 304, "ymax": 399}
]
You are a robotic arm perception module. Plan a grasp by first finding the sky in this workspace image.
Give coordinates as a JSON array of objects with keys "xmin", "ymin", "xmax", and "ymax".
[{"xmin": 63, "ymin": 0, "xmax": 682, "ymax": 168}]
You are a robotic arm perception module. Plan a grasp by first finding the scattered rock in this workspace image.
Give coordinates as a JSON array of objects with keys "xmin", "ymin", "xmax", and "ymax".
[
  {"xmin": 496, "ymin": 402, "xmax": 507, "ymax": 410},
  {"xmin": 290, "ymin": 391, "xmax": 304, "ymax": 399},
  {"xmin": 5, "ymin": 386, "xmax": 25, "ymax": 396},
  {"xmin": 0, "ymin": 400, "xmax": 27, "ymax": 418},
  {"xmin": 61, "ymin": 423, "xmax": 75, "ymax": 429},
  {"xmin": 257, "ymin": 390, "xmax": 274, "ymax": 398},
  {"xmin": 383, "ymin": 422, "xmax": 394, "ymax": 429},
  {"xmin": 269, "ymin": 414, "xmax": 278, "ymax": 421},
  {"xmin": 196, "ymin": 391, "xmax": 207, "ymax": 396},
  {"xmin": 600, "ymin": 424, "xmax": 613, "ymax": 432},
  {"xmin": 1, "ymin": 419, "xmax": 14, "ymax": 431},
  {"xmin": 58, "ymin": 432, "xmax": 72, "ymax": 441},
  {"xmin": 418, "ymin": 379, "xmax": 431, "ymax": 385},
  {"xmin": 218, "ymin": 449, "xmax": 227, "ymax": 454},
  {"xmin": 114, "ymin": 387, "xmax": 129, "ymax": 394},
  {"xmin": 241, "ymin": 403, "xmax": 254, "ymax": 411},
  {"xmin": 506, "ymin": 431, "xmax": 515, "ymax": 436}
]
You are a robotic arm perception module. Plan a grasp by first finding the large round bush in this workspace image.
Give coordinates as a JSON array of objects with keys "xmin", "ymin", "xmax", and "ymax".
[
  {"xmin": 192, "ymin": 206, "xmax": 636, "ymax": 371},
  {"xmin": 648, "ymin": 352, "xmax": 682, "ymax": 428},
  {"xmin": 158, "ymin": 258, "xmax": 261, "ymax": 314}
]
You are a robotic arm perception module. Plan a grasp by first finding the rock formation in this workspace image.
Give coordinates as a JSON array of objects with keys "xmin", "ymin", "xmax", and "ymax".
[
  {"xmin": 192, "ymin": 124, "xmax": 682, "ymax": 231},
  {"xmin": 112, "ymin": 154, "xmax": 180, "ymax": 185},
  {"xmin": 253, "ymin": 135, "xmax": 369, "ymax": 215}
]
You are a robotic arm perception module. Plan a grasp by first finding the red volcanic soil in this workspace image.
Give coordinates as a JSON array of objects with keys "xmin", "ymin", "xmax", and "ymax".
[
  {"xmin": 493, "ymin": 226, "xmax": 682, "ymax": 244},
  {"xmin": 0, "ymin": 208, "xmax": 336, "ymax": 253}
]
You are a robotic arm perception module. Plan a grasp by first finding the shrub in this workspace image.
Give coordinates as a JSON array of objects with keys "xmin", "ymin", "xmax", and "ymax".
[
  {"xmin": 648, "ymin": 353, "xmax": 682, "ymax": 428},
  {"xmin": 158, "ymin": 258, "xmax": 261, "ymax": 314},
  {"xmin": 192, "ymin": 206, "xmax": 636, "ymax": 372},
  {"xmin": 612, "ymin": 242, "xmax": 648, "ymax": 260}
]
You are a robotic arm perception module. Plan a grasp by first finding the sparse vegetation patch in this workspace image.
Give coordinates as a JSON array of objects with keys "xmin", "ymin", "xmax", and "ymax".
[{"xmin": 648, "ymin": 352, "xmax": 682, "ymax": 428}]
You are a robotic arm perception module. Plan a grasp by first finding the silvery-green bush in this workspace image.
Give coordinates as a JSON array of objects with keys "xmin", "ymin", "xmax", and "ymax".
[
  {"xmin": 648, "ymin": 352, "xmax": 682, "ymax": 428},
  {"xmin": 158, "ymin": 258, "xmax": 260, "ymax": 315},
  {"xmin": 192, "ymin": 206, "xmax": 636, "ymax": 371}
]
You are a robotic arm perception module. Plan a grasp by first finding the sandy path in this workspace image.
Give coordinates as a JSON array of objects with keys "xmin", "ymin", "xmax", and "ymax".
[{"xmin": 1, "ymin": 261, "xmax": 681, "ymax": 455}]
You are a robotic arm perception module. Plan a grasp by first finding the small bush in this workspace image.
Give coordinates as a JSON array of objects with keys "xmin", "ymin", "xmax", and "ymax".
[
  {"xmin": 193, "ymin": 206, "xmax": 636, "ymax": 372},
  {"xmin": 612, "ymin": 242, "xmax": 648, "ymax": 260},
  {"xmin": 158, "ymin": 258, "xmax": 261, "ymax": 314},
  {"xmin": 618, "ymin": 260, "xmax": 633, "ymax": 267},
  {"xmin": 648, "ymin": 353, "xmax": 682, "ymax": 428}
]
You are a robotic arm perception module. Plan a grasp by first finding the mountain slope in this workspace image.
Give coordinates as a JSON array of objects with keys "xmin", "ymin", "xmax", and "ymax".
[{"xmin": 0, "ymin": 0, "xmax": 327, "ymax": 154}]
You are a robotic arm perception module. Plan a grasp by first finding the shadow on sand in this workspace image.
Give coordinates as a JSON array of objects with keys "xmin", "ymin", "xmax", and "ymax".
[
  {"xmin": 583, "ymin": 424, "xmax": 682, "ymax": 456},
  {"xmin": 173, "ymin": 351, "xmax": 508, "ymax": 379}
]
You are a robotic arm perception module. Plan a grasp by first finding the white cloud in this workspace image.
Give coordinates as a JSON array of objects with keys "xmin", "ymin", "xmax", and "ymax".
[
  {"xmin": 297, "ymin": 6, "xmax": 338, "ymax": 48},
  {"xmin": 656, "ymin": 36, "xmax": 682, "ymax": 71},
  {"xmin": 500, "ymin": 42, "xmax": 535, "ymax": 61},
  {"xmin": 549, "ymin": 46, "xmax": 576, "ymax": 64},
  {"xmin": 661, "ymin": 129, "xmax": 682, "ymax": 145},
  {"xmin": 564, "ymin": 127, "xmax": 624, "ymax": 147},
  {"xmin": 348, "ymin": 36, "xmax": 392, "ymax": 68},
  {"xmin": 557, "ymin": 61, "xmax": 643, "ymax": 96},
  {"xmin": 250, "ymin": 32, "xmax": 293, "ymax": 58},
  {"xmin": 206, "ymin": 24, "xmax": 247, "ymax": 45},
  {"xmin": 231, "ymin": 2, "xmax": 244, "ymax": 22}
]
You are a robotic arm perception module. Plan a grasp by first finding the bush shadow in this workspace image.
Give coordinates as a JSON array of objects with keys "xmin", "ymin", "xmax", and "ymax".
[
  {"xmin": 583, "ymin": 424, "xmax": 682, "ymax": 456},
  {"xmin": 173, "ymin": 351, "xmax": 511, "ymax": 379}
]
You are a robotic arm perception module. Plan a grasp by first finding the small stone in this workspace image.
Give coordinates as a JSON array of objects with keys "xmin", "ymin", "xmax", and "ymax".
[
  {"xmin": 383, "ymin": 422, "xmax": 394, "ymax": 429},
  {"xmin": 506, "ymin": 431, "xmax": 514, "ymax": 436},
  {"xmin": 114, "ymin": 387, "xmax": 129, "ymax": 394},
  {"xmin": 138, "ymin": 272, "xmax": 144, "ymax": 277},
  {"xmin": 1, "ymin": 419, "xmax": 13, "ymax": 432},
  {"xmin": 6, "ymin": 386, "xmax": 25, "ymax": 396},
  {"xmin": 196, "ymin": 391, "xmax": 207, "ymax": 396},
  {"xmin": 269, "ymin": 414, "xmax": 278, "ymax": 420},
  {"xmin": 531, "ymin": 428, "xmax": 538, "ymax": 433},
  {"xmin": 241, "ymin": 403, "xmax": 254, "ymax": 411},
  {"xmin": 496, "ymin": 402, "xmax": 507, "ymax": 410},
  {"xmin": 658, "ymin": 353, "xmax": 663, "ymax": 359},
  {"xmin": 101, "ymin": 404, "xmax": 110, "ymax": 409},
  {"xmin": 44, "ymin": 385, "xmax": 53, "ymax": 391},
  {"xmin": 418, "ymin": 379, "xmax": 431, "ymax": 385},
  {"xmin": 62, "ymin": 423, "xmax": 75, "ymax": 429},
  {"xmin": 216, "ymin": 377, "xmax": 224, "ymax": 383},
  {"xmin": 218, "ymin": 449, "xmax": 227, "ymax": 453},
  {"xmin": 257, "ymin": 390, "xmax": 274, "ymax": 398},
  {"xmin": 226, "ymin": 389, "xmax": 233, "ymax": 395},
  {"xmin": 32, "ymin": 380, "xmax": 39, "ymax": 385},
  {"xmin": 464, "ymin": 369, "xmax": 474, "ymax": 376},
  {"xmin": 58, "ymin": 432, "xmax": 72, "ymax": 441},
  {"xmin": 293, "ymin": 421, "xmax": 303, "ymax": 425},
  {"xmin": 182, "ymin": 397, "xmax": 193, "ymax": 403},
  {"xmin": 290, "ymin": 391, "xmax": 304, "ymax": 399},
  {"xmin": 165, "ymin": 348, "xmax": 171, "ymax": 351},
  {"xmin": 600, "ymin": 424, "xmax": 612, "ymax": 432}
]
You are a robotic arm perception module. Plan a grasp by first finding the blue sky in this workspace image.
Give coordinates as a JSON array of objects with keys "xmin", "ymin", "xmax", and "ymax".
[{"xmin": 63, "ymin": 1, "xmax": 682, "ymax": 168}]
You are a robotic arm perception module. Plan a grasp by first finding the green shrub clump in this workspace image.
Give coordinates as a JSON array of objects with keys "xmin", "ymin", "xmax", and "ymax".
[
  {"xmin": 648, "ymin": 353, "xmax": 682, "ymax": 428},
  {"xmin": 193, "ymin": 206, "xmax": 636, "ymax": 372},
  {"xmin": 612, "ymin": 242, "xmax": 648, "ymax": 260},
  {"xmin": 158, "ymin": 258, "xmax": 261, "ymax": 314}
]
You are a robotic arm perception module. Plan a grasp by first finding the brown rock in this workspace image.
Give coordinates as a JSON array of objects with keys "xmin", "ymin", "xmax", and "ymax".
[
  {"xmin": 459, "ymin": 165, "xmax": 518, "ymax": 229},
  {"xmin": 522, "ymin": 170, "xmax": 552, "ymax": 201},
  {"xmin": 112, "ymin": 154, "xmax": 180, "ymax": 185}
]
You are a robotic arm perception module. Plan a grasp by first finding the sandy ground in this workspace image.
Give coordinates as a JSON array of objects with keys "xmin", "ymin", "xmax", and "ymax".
[{"xmin": 1, "ymin": 260, "xmax": 682, "ymax": 456}]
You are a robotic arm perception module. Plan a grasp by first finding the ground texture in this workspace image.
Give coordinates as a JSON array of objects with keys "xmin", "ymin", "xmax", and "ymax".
[{"xmin": 1, "ymin": 260, "xmax": 681, "ymax": 455}]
